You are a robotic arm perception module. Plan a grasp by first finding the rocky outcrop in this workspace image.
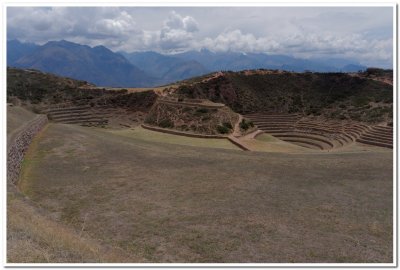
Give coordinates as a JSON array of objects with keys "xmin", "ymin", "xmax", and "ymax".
[{"xmin": 7, "ymin": 115, "xmax": 48, "ymax": 185}]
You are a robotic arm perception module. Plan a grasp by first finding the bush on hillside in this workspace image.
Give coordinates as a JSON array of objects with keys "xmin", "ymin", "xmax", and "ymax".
[
  {"xmin": 239, "ymin": 119, "xmax": 254, "ymax": 130},
  {"xmin": 159, "ymin": 119, "xmax": 174, "ymax": 128},
  {"xmin": 222, "ymin": 122, "xmax": 233, "ymax": 129},
  {"xmin": 217, "ymin": 125, "xmax": 230, "ymax": 134}
]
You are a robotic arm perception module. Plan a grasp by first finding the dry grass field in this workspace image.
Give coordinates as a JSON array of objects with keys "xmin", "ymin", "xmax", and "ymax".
[
  {"xmin": 107, "ymin": 126, "xmax": 239, "ymax": 150},
  {"xmin": 6, "ymin": 107, "xmax": 137, "ymax": 263},
  {"xmin": 7, "ymin": 105, "xmax": 37, "ymax": 136},
  {"xmin": 7, "ymin": 191, "xmax": 135, "ymax": 263},
  {"xmin": 11, "ymin": 118, "xmax": 393, "ymax": 263}
]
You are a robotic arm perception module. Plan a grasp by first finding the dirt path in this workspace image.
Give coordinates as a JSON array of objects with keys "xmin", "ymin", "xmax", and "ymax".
[{"xmin": 231, "ymin": 114, "xmax": 243, "ymax": 137}]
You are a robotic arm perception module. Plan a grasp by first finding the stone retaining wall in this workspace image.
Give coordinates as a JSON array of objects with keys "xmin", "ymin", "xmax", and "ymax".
[
  {"xmin": 141, "ymin": 124, "xmax": 226, "ymax": 139},
  {"xmin": 7, "ymin": 115, "xmax": 48, "ymax": 185},
  {"xmin": 141, "ymin": 124, "xmax": 251, "ymax": 151},
  {"xmin": 157, "ymin": 99, "xmax": 225, "ymax": 108}
]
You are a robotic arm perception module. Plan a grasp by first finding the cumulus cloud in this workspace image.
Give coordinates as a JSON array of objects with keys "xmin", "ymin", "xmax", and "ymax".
[
  {"xmin": 89, "ymin": 11, "xmax": 137, "ymax": 38},
  {"xmin": 163, "ymin": 11, "xmax": 199, "ymax": 32},
  {"xmin": 275, "ymin": 32, "xmax": 393, "ymax": 67},
  {"xmin": 200, "ymin": 30, "xmax": 279, "ymax": 53},
  {"xmin": 159, "ymin": 11, "xmax": 199, "ymax": 51}
]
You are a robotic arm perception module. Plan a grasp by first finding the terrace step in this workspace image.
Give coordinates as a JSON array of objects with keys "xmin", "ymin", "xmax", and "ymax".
[
  {"xmin": 344, "ymin": 126, "xmax": 368, "ymax": 134},
  {"xmin": 50, "ymin": 112, "xmax": 89, "ymax": 118},
  {"xmin": 343, "ymin": 130, "xmax": 359, "ymax": 139},
  {"xmin": 294, "ymin": 126, "xmax": 340, "ymax": 134},
  {"xmin": 245, "ymin": 113, "xmax": 300, "ymax": 117},
  {"xmin": 45, "ymin": 105, "xmax": 91, "ymax": 113},
  {"xmin": 340, "ymin": 133, "xmax": 355, "ymax": 142},
  {"xmin": 272, "ymin": 133, "xmax": 334, "ymax": 148},
  {"xmin": 48, "ymin": 109, "xmax": 91, "ymax": 116},
  {"xmin": 349, "ymin": 126, "xmax": 370, "ymax": 132},
  {"xmin": 250, "ymin": 120, "xmax": 298, "ymax": 124},
  {"xmin": 356, "ymin": 138, "xmax": 392, "ymax": 149},
  {"xmin": 360, "ymin": 134, "xmax": 392, "ymax": 144},
  {"xmin": 282, "ymin": 139, "xmax": 325, "ymax": 150},
  {"xmin": 374, "ymin": 125, "xmax": 393, "ymax": 131},
  {"xmin": 61, "ymin": 119, "xmax": 108, "ymax": 125},
  {"xmin": 364, "ymin": 130, "xmax": 393, "ymax": 137},
  {"xmin": 56, "ymin": 116, "xmax": 107, "ymax": 122},
  {"xmin": 256, "ymin": 124, "xmax": 295, "ymax": 129},
  {"xmin": 247, "ymin": 115, "xmax": 299, "ymax": 119},
  {"xmin": 296, "ymin": 122, "xmax": 336, "ymax": 129},
  {"xmin": 50, "ymin": 113, "xmax": 92, "ymax": 120},
  {"xmin": 246, "ymin": 112, "xmax": 378, "ymax": 150},
  {"xmin": 259, "ymin": 129, "xmax": 295, "ymax": 134},
  {"xmin": 363, "ymin": 133, "xmax": 392, "ymax": 141}
]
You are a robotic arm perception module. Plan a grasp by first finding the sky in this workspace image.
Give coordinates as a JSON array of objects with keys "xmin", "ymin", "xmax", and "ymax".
[{"xmin": 7, "ymin": 6, "xmax": 394, "ymax": 68}]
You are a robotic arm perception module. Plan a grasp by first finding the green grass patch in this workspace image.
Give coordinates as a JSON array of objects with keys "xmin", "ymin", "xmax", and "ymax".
[{"xmin": 255, "ymin": 133, "xmax": 281, "ymax": 142}]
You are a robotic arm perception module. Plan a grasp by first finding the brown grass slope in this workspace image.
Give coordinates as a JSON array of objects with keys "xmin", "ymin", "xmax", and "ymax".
[
  {"xmin": 7, "ymin": 191, "xmax": 137, "ymax": 263},
  {"xmin": 7, "ymin": 67, "xmax": 158, "ymax": 112},
  {"xmin": 7, "ymin": 105, "xmax": 37, "ymax": 136},
  {"xmin": 7, "ymin": 107, "xmax": 136, "ymax": 263},
  {"xmin": 176, "ymin": 70, "xmax": 393, "ymax": 124},
  {"xmin": 16, "ymin": 122, "xmax": 392, "ymax": 263}
]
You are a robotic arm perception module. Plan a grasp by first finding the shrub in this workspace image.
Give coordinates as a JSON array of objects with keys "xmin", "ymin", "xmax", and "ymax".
[
  {"xmin": 144, "ymin": 114, "xmax": 156, "ymax": 124},
  {"xmin": 217, "ymin": 125, "xmax": 230, "ymax": 134},
  {"xmin": 352, "ymin": 96, "xmax": 370, "ymax": 107},
  {"xmin": 222, "ymin": 122, "xmax": 233, "ymax": 129},
  {"xmin": 239, "ymin": 119, "xmax": 249, "ymax": 130},
  {"xmin": 196, "ymin": 108, "xmax": 209, "ymax": 114},
  {"xmin": 179, "ymin": 124, "xmax": 189, "ymax": 131},
  {"xmin": 194, "ymin": 107, "xmax": 209, "ymax": 116},
  {"xmin": 182, "ymin": 107, "xmax": 192, "ymax": 113},
  {"xmin": 239, "ymin": 119, "xmax": 254, "ymax": 130},
  {"xmin": 159, "ymin": 119, "xmax": 174, "ymax": 128}
]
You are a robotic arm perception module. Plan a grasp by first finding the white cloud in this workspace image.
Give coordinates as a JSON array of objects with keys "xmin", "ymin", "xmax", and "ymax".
[
  {"xmin": 158, "ymin": 11, "xmax": 199, "ymax": 51},
  {"xmin": 89, "ymin": 11, "xmax": 137, "ymax": 37},
  {"xmin": 200, "ymin": 30, "xmax": 279, "ymax": 53},
  {"xmin": 164, "ymin": 11, "xmax": 199, "ymax": 33}
]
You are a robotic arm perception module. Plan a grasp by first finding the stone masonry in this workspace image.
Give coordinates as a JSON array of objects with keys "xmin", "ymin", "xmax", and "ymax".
[{"xmin": 7, "ymin": 115, "xmax": 48, "ymax": 186}]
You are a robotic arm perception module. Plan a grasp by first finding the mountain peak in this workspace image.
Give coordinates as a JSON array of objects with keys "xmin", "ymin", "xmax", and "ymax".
[{"xmin": 43, "ymin": 40, "xmax": 90, "ymax": 50}]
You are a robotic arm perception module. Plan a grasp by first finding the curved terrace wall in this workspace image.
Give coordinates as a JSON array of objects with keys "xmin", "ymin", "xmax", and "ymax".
[
  {"xmin": 7, "ymin": 115, "xmax": 48, "ymax": 185},
  {"xmin": 141, "ymin": 124, "xmax": 250, "ymax": 151}
]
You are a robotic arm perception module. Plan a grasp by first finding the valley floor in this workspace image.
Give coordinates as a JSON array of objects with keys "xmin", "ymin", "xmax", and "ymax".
[{"xmin": 9, "ymin": 120, "xmax": 393, "ymax": 263}]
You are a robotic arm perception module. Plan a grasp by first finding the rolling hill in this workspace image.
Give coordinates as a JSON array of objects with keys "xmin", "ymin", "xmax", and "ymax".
[{"xmin": 175, "ymin": 70, "xmax": 393, "ymax": 123}]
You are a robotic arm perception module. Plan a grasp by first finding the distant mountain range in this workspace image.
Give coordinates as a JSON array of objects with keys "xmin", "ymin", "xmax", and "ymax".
[
  {"xmin": 8, "ymin": 40, "xmax": 157, "ymax": 87},
  {"xmin": 8, "ymin": 39, "xmax": 367, "ymax": 87}
]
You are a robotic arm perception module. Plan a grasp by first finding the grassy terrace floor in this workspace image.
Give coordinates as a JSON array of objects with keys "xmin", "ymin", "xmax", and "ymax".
[
  {"xmin": 14, "ymin": 122, "xmax": 393, "ymax": 263},
  {"xmin": 106, "ymin": 126, "xmax": 239, "ymax": 150},
  {"xmin": 7, "ymin": 106, "xmax": 37, "ymax": 136}
]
